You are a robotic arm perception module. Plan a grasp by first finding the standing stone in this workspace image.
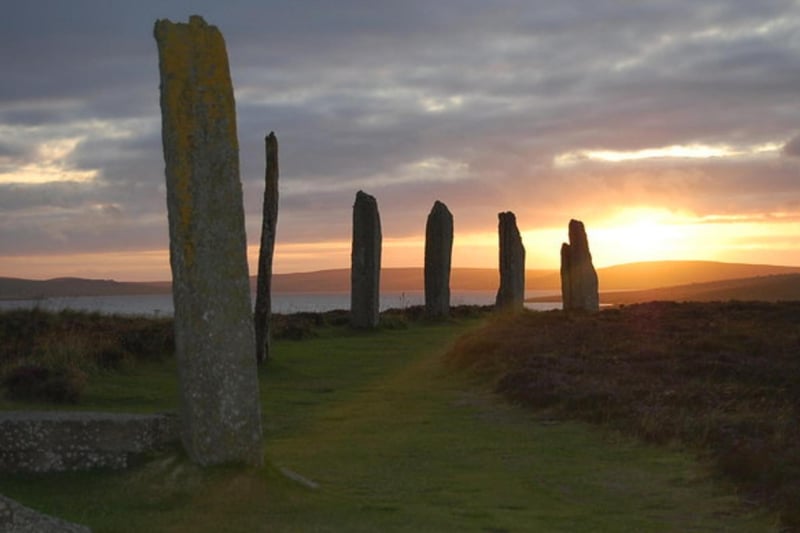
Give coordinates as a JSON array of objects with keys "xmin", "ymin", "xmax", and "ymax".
[
  {"xmin": 351, "ymin": 191, "xmax": 381, "ymax": 328},
  {"xmin": 560, "ymin": 219, "xmax": 600, "ymax": 312},
  {"xmin": 495, "ymin": 211, "xmax": 526, "ymax": 310},
  {"xmin": 424, "ymin": 200, "xmax": 454, "ymax": 318},
  {"xmin": 254, "ymin": 132, "xmax": 279, "ymax": 364},
  {"xmin": 154, "ymin": 16, "xmax": 263, "ymax": 466},
  {"xmin": 560, "ymin": 242, "xmax": 572, "ymax": 309}
]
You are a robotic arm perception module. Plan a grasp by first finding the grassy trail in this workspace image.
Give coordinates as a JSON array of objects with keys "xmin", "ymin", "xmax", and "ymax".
[{"xmin": 1, "ymin": 319, "xmax": 777, "ymax": 531}]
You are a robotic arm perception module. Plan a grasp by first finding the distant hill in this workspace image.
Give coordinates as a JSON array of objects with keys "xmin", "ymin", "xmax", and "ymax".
[
  {"xmin": 0, "ymin": 277, "xmax": 168, "ymax": 300},
  {"xmin": 527, "ymin": 260, "xmax": 800, "ymax": 291},
  {"xmin": 527, "ymin": 273, "xmax": 800, "ymax": 305},
  {"xmin": 600, "ymin": 273, "xmax": 800, "ymax": 304},
  {"xmin": 270, "ymin": 268, "xmax": 553, "ymax": 292},
  {"xmin": 597, "ymin": 260, "xmax": 800, "ymax": 290},
  {"xmin": 4, "ymin": 260, "xmax": 800, "ymax": 300}
]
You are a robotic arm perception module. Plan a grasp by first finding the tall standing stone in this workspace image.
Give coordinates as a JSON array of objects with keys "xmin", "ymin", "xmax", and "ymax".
[
  {"xmin": 154, "ymin": 16, "xmax": 263, "ymax": 466},
  {"xmin": 560, "ymin": 219, "xmax": 600, "ymax": 312},
  {"xmin": 254, "ymin": 132, "xmax": 279, "ymax": 364},
  {"xmin": 351, "ymin": 191, "xmax": 381, "ymax": 328},
  {"xmin": 560, "ymin": 242, "xmax": 572, "ymax": 309},
  {"xmin": 424, "ymin": 200, "xmax": 454, "ymax": 318},
  {"xmin": 495, "ymin": 211, "xmax": 526, "ymax": 310}
]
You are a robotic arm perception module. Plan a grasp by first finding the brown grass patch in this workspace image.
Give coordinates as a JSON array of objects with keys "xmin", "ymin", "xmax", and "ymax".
[{"xmin": 445, "ymin": 301, "xmax": 800, "ymax": 529}]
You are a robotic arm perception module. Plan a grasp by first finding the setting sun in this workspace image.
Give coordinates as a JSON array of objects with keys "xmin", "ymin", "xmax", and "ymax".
[{"xmin": 589, "ymin": 208, "xmax": 695, "ymax": 266}]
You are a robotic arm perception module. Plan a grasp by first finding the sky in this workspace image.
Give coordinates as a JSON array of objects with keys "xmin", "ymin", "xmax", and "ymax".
[{"xmin": 1, "ymin": 0, "xmax": 799, "ymax": 281}]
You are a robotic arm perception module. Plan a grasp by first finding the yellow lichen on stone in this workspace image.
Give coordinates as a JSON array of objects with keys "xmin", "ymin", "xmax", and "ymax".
[
  {"xmin": 154, "ymin": 15, "xmax": 238, "ymax": 269},
  {"xmin": 153, "ymin": 16, "xmax": 262, "ymax": 467}
]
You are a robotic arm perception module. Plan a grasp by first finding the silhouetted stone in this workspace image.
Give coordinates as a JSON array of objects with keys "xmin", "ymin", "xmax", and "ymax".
[
  {"xmin": 154, "ymin": 15, "xmax": 263, "ymax": 466},
  {"xmin": 424, "ymin": 200, "xmax": 453, "ymax": 318},
  {"xmin": 560, "ymin": 242, "xmax": 572, "ymax": 308},
  {"xmin": 560, "ymin": 219, "xmax": 599, "ymax": 312},
  {"xmin": 254, "ymin": 132, "xmax": 279, "ymax": 364},
  {"xmin": 351, "ymin": 191, "xmax": 382, "ymax": 328},
  {"xmin": 495, "ymin": 211, "xmax": 526, "ymax": 310}
]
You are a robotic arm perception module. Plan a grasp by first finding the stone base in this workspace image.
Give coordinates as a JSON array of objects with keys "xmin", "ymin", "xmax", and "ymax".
[{"xmin": 0, "ymin": 411, "xmax": 178, "ymax": 473}]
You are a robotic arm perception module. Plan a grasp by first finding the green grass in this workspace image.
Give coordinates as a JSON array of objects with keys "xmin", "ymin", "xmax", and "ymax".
[{"xmin": 0, "ymin": 312, "xmax": 780, "ymax": 531}]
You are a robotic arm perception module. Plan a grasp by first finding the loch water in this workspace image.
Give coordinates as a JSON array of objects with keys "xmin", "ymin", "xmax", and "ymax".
[{"xmin": 0, "ymin": 290, "xmax": 561, "ymax": 316}]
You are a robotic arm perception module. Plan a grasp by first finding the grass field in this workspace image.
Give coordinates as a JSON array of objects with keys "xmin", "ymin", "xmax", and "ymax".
[{"xmin": 0, "ymin": 309, "xmax": 781, "ymax": 531}]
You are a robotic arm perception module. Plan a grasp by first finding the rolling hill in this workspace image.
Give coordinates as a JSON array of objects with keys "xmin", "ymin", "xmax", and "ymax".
[
  {"xmin": 0, "ymin": 277, "xmax": 168, "ymax": 300},
  {"xmin": 3, "ymin": 260, "xmax": 800, "ymax": 300},
  {"xmin": 599, "ymin": 273, "xmax": 800, "ymax": 304}
]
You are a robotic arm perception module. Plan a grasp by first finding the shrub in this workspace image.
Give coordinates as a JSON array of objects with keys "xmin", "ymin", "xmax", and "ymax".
[
  {"xmin": 272, "ymin": 312, "xmax": 327, "ymax": 340},
  {"xmin": 117, "ymin": 319, "xmax": 174, "ymax": 360},
  {"xmin": 3, "ymin": 363, "xmax": 87, "ymax": 404}
]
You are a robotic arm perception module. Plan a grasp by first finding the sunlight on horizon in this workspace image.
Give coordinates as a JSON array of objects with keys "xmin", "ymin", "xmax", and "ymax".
[
  {"xmin": 588, "ymin": 207, "xmax": 698, "ymax": 266},
  {"xmin": 4, "ymin": 208, "xmax": 800, "ymax": 281},
  {"xmin": 586, "ymin": 207, "xmax": 800, "ymax": 268}
]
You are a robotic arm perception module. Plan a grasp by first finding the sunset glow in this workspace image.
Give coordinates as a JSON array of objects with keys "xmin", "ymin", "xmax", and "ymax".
[
  {"xmin": 589, "ymin": 208, "xmax": 696, "ymax": 265},
  {"xmin": 4, "ymin": 208, "xmax": 800, "ymax": 282},
  {"xmin": 0, "ymin": 250, "xmax": 171, "ymax": 281},
  {"xmin": 585, "ymin": 208, "xmax": 800, "ymax": 268}
]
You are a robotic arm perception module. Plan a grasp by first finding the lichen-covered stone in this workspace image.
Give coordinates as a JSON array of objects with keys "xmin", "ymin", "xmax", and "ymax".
[
  {"xmin": 254, "ymin": 131, "xmax": 279, "ymax": 364},
  {"xmin": 350, "ymin": 191, "xmax": 382, "ymax": 328},
  {"xmin": 154, "ymin": 15, "xmax": 263, "ymax": 466},
  {"xmin": 424, "ymin": 200, "xmax": 453, "ymax": 318},
  {"xmin": 560, "ymin": 219, "xmax": 599, "ymax": 312},
  {"xmin": 495, "ymin": 211, "xmax": 526, "ymax": 310}
]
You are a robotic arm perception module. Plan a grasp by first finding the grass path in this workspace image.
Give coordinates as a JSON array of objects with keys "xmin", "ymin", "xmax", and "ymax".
[{"xmin": 1, "ymin": 319, "xmax": 777, "ymax": 531}]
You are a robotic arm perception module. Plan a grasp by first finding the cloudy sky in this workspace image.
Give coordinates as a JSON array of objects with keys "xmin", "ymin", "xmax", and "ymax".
[{"xmin": 1, "ymin": 1, "xmax": 798, "ymax": 280}]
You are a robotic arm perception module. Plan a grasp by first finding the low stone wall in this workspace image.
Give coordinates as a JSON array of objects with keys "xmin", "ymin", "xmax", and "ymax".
[
  {"xmin": 0, "ymin": 494, "xmax": 91, "ymax": 532},
  {"xmin": 0, "ymin": 411, "xmax": 178, "ymax": 473}
]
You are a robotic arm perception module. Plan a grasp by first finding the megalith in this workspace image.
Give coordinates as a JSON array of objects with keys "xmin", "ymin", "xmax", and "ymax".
[
  {"xmin": 424, "ymin": 200, "xmax": 454, "ymax": 318},
  {"xmin": 560, "ymin": 219, "xmax": 600, "ymax": 312},
  {"xmin": 154, "ymin": 16, "xmax": 263, "ymax": 466},
  {"xmin": 495, "ymin": 211, "xmax": 526, "ymax": 310},
  {"xmin": 254, "ymin": 131, "xmax": 279, "ymax": 364},
  {"xmin": 351, "ymin": 191, "xmax": 382, "ymax": 328}
]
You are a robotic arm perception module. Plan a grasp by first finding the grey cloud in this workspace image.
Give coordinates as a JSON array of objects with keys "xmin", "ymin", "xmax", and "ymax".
[
  {"xmin": 0, "ymin": 141, "xmax": 29, "ymax": 159},
  {"xmin": 783, "ymin": 135, "xmax": 800, "ymax": 157},
  {"xmin": 0, "ymin": 182, "xmax": 111, "ymax": 211}
]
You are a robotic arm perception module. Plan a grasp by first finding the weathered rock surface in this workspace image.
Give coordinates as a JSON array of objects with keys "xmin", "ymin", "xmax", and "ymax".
[
  {"xmin": 560, "ymin": 219, "xmax": 599, "ymax": 311},
  {"xmin": 495, "ymin": 211, "xmax": 526, "ymax": 310},
  {"xmin": 0, "ymin": 494, "xmax": 91, "ymax": 533},
  {"xmin": 351, "ymin": 191, "xmax": 382, "ymax": 328},
  {"xmin": 154, "ymin": 15, "xmax": 263, "ymax": 466},
  {"xmin": 424, "ymin": 201, "xmax": 454, "ymax": 318},
  {"xmin": 0, "ymin": 411, "xmax": 178, "ymax": 473},
  {"xmin": 254, "ymin": 131, "xmax": 279, "ymax": 364}
]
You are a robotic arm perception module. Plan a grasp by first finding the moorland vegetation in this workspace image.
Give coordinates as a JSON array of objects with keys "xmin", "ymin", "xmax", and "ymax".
[
  {"xmin": 0, "ymin": 302, "xmax": 795, "ymax": 530},
  {"xmin": 447, "ymin": 301, "xmax": 800, "ymax": 528}
]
